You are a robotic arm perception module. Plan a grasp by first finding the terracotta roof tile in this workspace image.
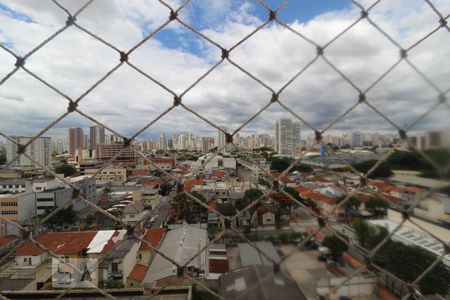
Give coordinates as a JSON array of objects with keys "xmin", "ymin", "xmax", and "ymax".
[
  {"xmin": 0, "ymin": 235, "xmax": 19, "ymax": 249},
  {"xmin": 139, "ymin": 228, "xmax": 165, "ymax": 251},
  {"xmin": 15, "ymin": 231, "xmax": 97, "ymax": 256},
  {"xmin": 184, "ymin": 178, "xmax": 204, "ymax": 193},
  {"xmin": 309, "ymin": 193, "xmax": 336, "ymax": 205},
  {"xmin": 127, "ymin": 264, "xmax": 149, "ymax": 282}
]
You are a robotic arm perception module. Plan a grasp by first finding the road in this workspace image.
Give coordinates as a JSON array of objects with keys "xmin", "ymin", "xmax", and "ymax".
[{"xmin": 149, "ymin": 196, "xmax": 171, "ymax": 228}]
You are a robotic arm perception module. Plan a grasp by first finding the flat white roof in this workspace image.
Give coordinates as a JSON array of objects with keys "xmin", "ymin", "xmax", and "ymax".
[
  {"xmin": 369, "ymin": 219, "xmax": 448, "ymax": 258},
  {"xmin": 87, "ymin": 230, "xmax": 117, "ymax": 254}
]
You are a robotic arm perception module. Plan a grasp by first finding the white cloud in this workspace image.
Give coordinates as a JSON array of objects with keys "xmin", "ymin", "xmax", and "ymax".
[{"xmin": 0, "ymin": 0, "xmax": 449, "ymax": 141}]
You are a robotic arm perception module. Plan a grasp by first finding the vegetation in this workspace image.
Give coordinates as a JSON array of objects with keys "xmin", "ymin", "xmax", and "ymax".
[
  {"xmin": 234, "ymin": 189, "xmax": 263, "ymax": 211},
  {"xmin": 351, "ymin": 219, "xmax": 388, "ymax": 250},
  {"xmin": 322, "ymin": 235, "xmax": 348, "ymax": 258},
  {"xmin": 0, "ymin": 150, "xmax": 6, "ymax": 164},
  {"xmin": 171, "ymin": 192, "xmax": 207, "ymax": 222},
  {"xmin": 351, "ymin": 220, "xmax": 450, "ymax": 296},
  {"xmin": 103, "ymin": 279, "xmax": 125, "ymax": 289},
  {"xmin": 351, "ymin": 149, "xmax": 450, "ymax": 179},
  {"xmin": 270, "ymin": 157, "xmax": 314, "ymax": 173},
  {"xmin": 43, "ymin": 205, "xmax": 77, "ymax": 228},
  {"xmin": 365, "ymin": 198, "xmax": 390, "ymax": 217},
  {"xmin": 351, "ymin": 159, "xmax": 393, "ymax": 178},
  {"xmin": 374, "ymin": 242, "xmax": 450, "ymax": 296},
  {"xmin": 54, "ymin": 162, "xmax": 77, "ymax": 177}
]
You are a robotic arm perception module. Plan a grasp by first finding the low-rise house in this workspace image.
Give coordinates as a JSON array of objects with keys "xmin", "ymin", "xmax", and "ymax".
[
  {"xmin": 219, "ymin": 265, "xmax": 307, "ymax": 300},
  {"xmin": 0, "ymin": 192, "xmax": 36, "ymax": 236},
  {"xmin": 207, "ymin": 244, "xmax": 229, "ymax": 281},
  {"xmin": 238, "ymin": 241, "xmax": 281, "ymax": 267},
  {"xmin": 127, "ymin": 264, "xmax": 149, "ymax": 287},
  {"xmin": 0, "ymin": 235, "xmax": 20, "ymax": 256},
  {"xmin": 13, "ymin": 230, "xmax": 126, "ymax": 271},
  {"xmin": 98, "ymin": 238, "xmax": 140, "ymax": 286},
  {"xmin": 217, "ymin": 203, "xmax": 236, "ymax": 228},
  {"xmin": 137, "ymin": 228, "xmax": 165, "ymax": 265},
  {"xmin": 133, "ymin": 186, "xmax": 159, "ymax": 209},
  {"xmin": 84, "ymin": 166, "xmax": 127, "ymax": 186},
  {"xmin": 35, "ymin": 187, "xmax": 72, "ymax": 215},
  {"xmin": 413, "ymin": 194, "xmax": 450, "ymax": 227},
  {"xmin": 143, "ymin": 225, "xmax": 208, "ymax": 286},
  {"xmin": 122, "ymin": 202, "xmax": 149, "ymax": 227},
  {"xmin": 237, "ymin": 209, "xmax": 252, "ymax": 227},
  {"xmin": 0, "ymin": 179, "xmax": 29, "ymax": 194}
]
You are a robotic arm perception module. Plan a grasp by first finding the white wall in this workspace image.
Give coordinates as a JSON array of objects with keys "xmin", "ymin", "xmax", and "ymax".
[
  {"xmin": 388, "ymin": 209, "xmax": 450, "ymax": 244},
  {"xmin": 15, "ymin": 253, "xmax": 47, "ymax": 268}
]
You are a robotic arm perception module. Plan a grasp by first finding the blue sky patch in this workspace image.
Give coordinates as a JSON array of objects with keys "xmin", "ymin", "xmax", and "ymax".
[{"xmin": 0, "ymin": 3, "xmax": 36, "ymax": 24}]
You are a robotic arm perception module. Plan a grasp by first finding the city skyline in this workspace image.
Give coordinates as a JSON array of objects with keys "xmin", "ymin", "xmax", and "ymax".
[{"xmin": 1, "ymin": 1, "xmax": 449, "ymax": 139}]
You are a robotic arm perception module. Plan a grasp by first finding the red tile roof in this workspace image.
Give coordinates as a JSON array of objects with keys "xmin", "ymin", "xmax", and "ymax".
[
  {"xmin": 209, "ymin": 259, "xmax": 229, "ymax": 274},
  {"xmin": 184, "ymin": 178, "xmax": 204, "ymax": 193},
  {"xmin": 15, "ymin": 231, "xmax": 98, "ymax": 256},
  {"xmin": 139, "ymin": 228, "xmax": 165, "ymax": 251},
  {"xmin": 269, "ymin": 192, "xmax": 292, "ymax": 203},
  {"xmin": 294, "ymin": 186, "xmax": 314, "ymax": 197},
  {"xmin": 0, "ymin": 235, "xmax": 19, "ymax": 249},
  {"xmin": 308, "ymin": 176, "xmax": 328, "ymax": 183},
  {"xmin": 368, "ymin": 181, "xmax": 390, "ymax": 189},
  {"xmin": 212, "ymin": 171, "xmax": 226, "ymax": 178},
  {"xmin": 209, "ymin": 200, "xmax": 218, "ymax": 212},
  {"xmin": 143, "ymin": 180, "xmax": 163, "ymax": 186},
  {"xmin": 127, "ymin": 264, "xmax": 149, "ymax": 282},
  {"xmin": 405, "ymin": 187, "xmax": 423, "ymax": 193},
  {"xmin": 309, "ymin": 193, "xmax": 336, "ymax": 205},
  {"xmin": 132, "ymin": 170, "xmax": 148, "ymax": 176}
]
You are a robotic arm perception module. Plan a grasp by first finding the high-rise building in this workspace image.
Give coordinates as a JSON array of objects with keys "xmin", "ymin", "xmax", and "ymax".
[
  {"xmin": 275, "ymin": 118, "xmax": 301, "ymax": 156},
  {"xmin": 89, "ymin": 126, "xmax": 105, "ymax": 150},
  {"xmin": 159, "ymin": 133, "xmax": 167, "ymax": 150},
  {"xmin": 52, "ymin": 138, "xmax": 68, "ymax": 154},
  {"xmin": 6, "ymin": 136, "xmax": 52, "ymax": 167},
  {"xmin": 97, "ymin": 143, "xmax": 136, "ymax": 162},
  {"xmin": 217, "ymin": 125, "xmax": 228, "ymax": 152},
  {"xmin": 351, "ymin": 132, "xmax": 363, "ymax": 148},
  {"xmin": 68, "ymin": 127, "xmax": 84, "ymax": 155},
  {"xmin": 202, "ymin": 137, "xmax": 209, "ymax": 154}
]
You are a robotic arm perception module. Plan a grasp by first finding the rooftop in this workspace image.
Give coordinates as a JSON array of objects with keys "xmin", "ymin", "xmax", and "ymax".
[{"xmin": 219, "ymin": 265, "xmax": 306, "ymax": 300}]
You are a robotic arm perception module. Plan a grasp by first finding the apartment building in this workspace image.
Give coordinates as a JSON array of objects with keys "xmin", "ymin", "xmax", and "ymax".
[
  {"xmin": 275, "ymin": 118, "xmax": 301, "ymax": 156},
  {"xmin": 85, "ymin": 166, "xmax": 127, "ymax": 186},
  {"xmin": 0, "ymin": 192, "xmax": 35, "ymax": 236},
  {"xmin": 5, "ymin": 136, "xmax": 52, "ymax": 168},
  {"xmin": 97, "ymin": 143, "xmax": 136, "ymax": 162}
]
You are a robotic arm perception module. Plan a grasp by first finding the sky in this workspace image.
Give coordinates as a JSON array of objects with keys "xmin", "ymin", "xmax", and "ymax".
[{"xmin": 0, "ymin": 0, "xmax": 449, "ymax": 140}]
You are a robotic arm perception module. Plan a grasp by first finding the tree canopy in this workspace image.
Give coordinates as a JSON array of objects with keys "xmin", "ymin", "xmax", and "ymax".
[
  {"xmin": 351, "ymin": 219, "xmax": 450, "ymax": 296},
  {"xmin": 322, "ymin": 235, "xmax": 348, "ymax": 258},
  {"xmin": 44, "ymin": 205, "xmax": 77, "ymax": 227},
  {"xmin": 54, "ymin": 162, "xmax": 77, "ymax": 177}
]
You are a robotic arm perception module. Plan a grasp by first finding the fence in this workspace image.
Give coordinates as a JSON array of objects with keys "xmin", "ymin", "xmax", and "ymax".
[{"xmin": 0, "ymin": 0, "xmax": 449, "ymax": 299}]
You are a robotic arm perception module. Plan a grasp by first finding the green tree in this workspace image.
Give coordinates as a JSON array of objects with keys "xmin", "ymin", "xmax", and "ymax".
[
  {"xmin": 54, "ymin": 163, "xmax": 77, "ymax": 177},
  {"xmin": 292, "ymin": 163, "xmax": 313, "ymax": 173},
  {"xmin": 374, "ymin": 242, "xmax": 450, "ymax": 296},
  {"xmin": 243, "ymin": 189, "xmax": 263, "ymax": 201},
  {"xmin": 365, "ymin": 198, "xmax": 390, "ymax": 217},
  {"xmin": 44, "ymin": 205, "xmax": 77, "ymax": 227},
  {"xmin": 172, "ymin": 192, "xmax": 207, "ymax": 222},
  {"xmin": 270, "ymin": 157, "xmax": 292, "ymax": 172},
  {"xmin": 322, "ymin": 235, "xmax": 348, "ymax": 258},
  {"xmin": 352, "ymin": 159, "xmax": 393, "ymax": 178},
  {"xmin": 0, "ymin": 150, "xmax": 6, "ymax": 164},
  {"xmin": 351, "ymin": 219, "xmax": 388, "ymax": 250}
]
